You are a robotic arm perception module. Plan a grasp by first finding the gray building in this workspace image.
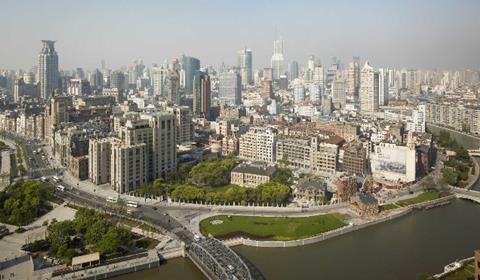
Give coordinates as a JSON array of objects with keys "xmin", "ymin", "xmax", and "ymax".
[
  {"xmin": 38, "ymin": 40, "xmax": 59, "ymax": 100},
  {"xmin": 218, "ymin": 71, "xmax": 242, "ymax": 105}
]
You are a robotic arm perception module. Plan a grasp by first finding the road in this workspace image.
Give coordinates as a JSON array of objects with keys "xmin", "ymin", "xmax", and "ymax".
[{"xmin": 0, "ymin": 132, "xmax": 56, "ymax": 179}]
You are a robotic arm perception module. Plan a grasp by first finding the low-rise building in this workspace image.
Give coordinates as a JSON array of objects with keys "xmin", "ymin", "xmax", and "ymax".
[
  {"xmin": 350, "ymin": 193, "xmax": 379, "ymax": 216},
  {"xmin": 293, "ymin": 178, "xmax": 327, "ymax": 203},
  {"xmin": 334, "ymin": 175, "xmax": 358, "ymax": 202},
  {"xmin": 230, "ymin": 162, "xmax": 277, "ymax": 188}
]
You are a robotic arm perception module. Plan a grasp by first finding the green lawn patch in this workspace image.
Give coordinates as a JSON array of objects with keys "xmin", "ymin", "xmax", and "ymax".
[
  {"xmin": 380, "ymin": 203, "xmax": 399, "ymax": 211},
  {"xmin": 200, "ymin": 214, "xmax": 347, "ymax": 241},
  {"xmin": 396, "ymin": 191, "xmax": 442, "ymax": 207}
]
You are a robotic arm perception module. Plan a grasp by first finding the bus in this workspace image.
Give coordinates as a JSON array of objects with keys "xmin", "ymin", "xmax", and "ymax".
[
  {"xmin": 126, "ymin": 201, "xmax": 139, "ymax": 208},
  {"xmin": 106, "ymin": 196, "xmax": 118, "ymax": 203},
  {"xmin": 56, "ymin": 185, "xmax": 66, "ymax": 192}
]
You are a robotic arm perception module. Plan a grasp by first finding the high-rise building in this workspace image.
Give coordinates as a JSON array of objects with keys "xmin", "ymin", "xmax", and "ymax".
[
  {"xmin": 346, "ymin": 57, "xmax": 360, "ymax": 99},
  {"xmin": 288, "ymin": 61, "xmax": 299, "ymax": 80},
  {"xmin": 378, "ymin": 68, "xmax": 389, "ymax": 106},
  {"xmin": 141, "ymin": 112, "xmax": 177, "ymax": 180},
  {"xmin": 88, "ymin": 69, "xmax": 103, "ymax": 90},
  {"xmin": 111, "ymin": 138, "xmax": 147, "ymax": 193},
  {"xmin": 332, "ymin": 78, "xmax": 346, "ymax": 109},
  {"xmin": 192, "ymin": 70, "xmax": 211, "ymax": 117},
  {"xmin": 152, "ymin": 64, "xmax": 168, "ymax": 97},
  {"xmin": 218, "ymin": 71, "xmax": 242, "ymax": 105},
  {"xmin": 309, "ymin": 83, "xmax": 321, "ymax": 104},
  {"xmin": 312, "ymin": 63, "xmax": 324, "ymax": 90},
  {"xmin": 239, "ymin": 127, "xmax": 277, "ymax": 163},
  {"xmin": 23, "ymin": 72, "xmax": 35, "ymax": 85},
  {"xmin": 271, "ymin": 37, "xmax": 284, "ymax": 80},
  {"xmin": 167, "ymin": 106, "xmax": 194, "ymax": 145},
  {"xmin": 360, "ymin": 61, "xmax": 379, "ymax": 114},
  {"xmin": 292, "ymin": 79, "xmax": 305, "ymax": 104},
  {"xmin": 167, "ymin": 59, "xmax": 180, "ymax": 104},
  {"xmin": 88, "ymin": 137, "xmax": 112, "ymax": 185},
  {"xmin": 38, "ymin": 40, "xmax": 59, "ymax": 100},
  {"xmin": 110, "ymin": 70, "xmax": 126, "ymax": 91},
  {"xmin": 237, "ymin": 48, "xmax": 253, "ymax": 86},
  {"xmin": 260, "ymin": 79, "xmax": 273, "ymax": 99},
  {"xmin": 412, "ymin": 104, "xmax": 426, "ymax": 133},
  {"xmin": 182, "ymin": 56, "xmax": 200, "ymax": 96},
  {"xmin": 321, "ymin": 94, "xmax": 332, "ymax": 115},
  {"xmin": 263, "ymin": 68, "xmax": 273, "ymax": 81}
]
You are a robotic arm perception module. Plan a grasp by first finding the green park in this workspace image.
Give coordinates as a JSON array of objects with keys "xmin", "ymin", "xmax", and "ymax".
[{"xmin": 199, "ymin": 214, "xmax": 347, "ymax": 241}]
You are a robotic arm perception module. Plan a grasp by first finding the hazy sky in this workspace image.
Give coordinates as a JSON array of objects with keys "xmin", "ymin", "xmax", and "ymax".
[{"xmin": 1, "ymin": 0, "xmax": 479, "ymax": 71}]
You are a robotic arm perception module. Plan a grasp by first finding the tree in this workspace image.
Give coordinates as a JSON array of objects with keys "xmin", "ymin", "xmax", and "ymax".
[
  {"xmin": 441, "ymin": 168, "xmax": 459, "ymax": 186},
  {"xmin": 85, "ymin": 219, "xmax": 110, "ymax": 245},
  {"xmin": 271, "ymin": 168, "xmax": 294, "ymax": 186},
  {"xmin": 188, "ymin": 157, "xmax": 236, "ymax": 187},
  {"xmin": 96, "ymin": 227, "xmax": 131, "ymax": 254},
  {"xmin": 256, "ymin": 182, "xmax": 291, "ymax": 204},
  {"xmin": 0, "ymin": 180, "xmax": 53, "ymax": 226},
  {"xmin": 74, "ymin": 208, "xmax": 104, "ymax": 234},
  {"xmin": 47, "ymin": 220, "xmax": 75, "ymax": 256}
]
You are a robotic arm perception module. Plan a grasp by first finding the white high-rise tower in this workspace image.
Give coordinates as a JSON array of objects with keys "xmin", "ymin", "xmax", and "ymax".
[
  {"xmin": 271, "ymin": 35, "xmax": 284, "ymax": 80},
  {"xmin": 360, "ymin": 61, "xmax": 379, "ymax": 114}
]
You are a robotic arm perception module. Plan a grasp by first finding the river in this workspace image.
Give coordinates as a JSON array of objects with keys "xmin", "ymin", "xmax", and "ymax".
[{"xmin": 114, "ymin": 126, "xmax": 480, "ymax": 280}]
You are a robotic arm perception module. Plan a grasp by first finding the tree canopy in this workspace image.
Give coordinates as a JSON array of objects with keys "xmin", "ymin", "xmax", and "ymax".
[
  {"xmin": 188, "ymin": 156, "xmax": 236, "ymax": 187},
  {"xmin": 0, "ymin": 180, "xmax": 53, "ymax": 226}
]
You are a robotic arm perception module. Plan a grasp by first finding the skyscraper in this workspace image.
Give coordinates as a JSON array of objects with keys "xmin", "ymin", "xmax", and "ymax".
[
  {"xmin": 332, "ymin": 78, "xmax": 346, "ymax": 109},
  {"xmin": 312, "ymin": 62, "xmax": 324, "ymax": 90},
  {"xmin": 110, "ymin": 70, "xmax": 126, "ymax": 91},
  {"xmin": 288, "ymin": 61, "xmax": 299, "ymax": 80},
  {"xmin": 346, "ymin": 57, "xmax": 360, "ymax": 99},
  {"xmin": 360, "ymin": 61, "xmax": 379, "ymax": 114},
  {"xmin": 271, "ymin": 37, "xmax": 284, "ymax": 80},
  {"xmin": 38, "ymin": 40, "xmax": 59, "ymax": 100},
  {"xmin": 218, "ymin": 71, "xmax": 242, "ymax": 105},
  {"xmin": 378, "ymin": 68, "xmax": 389, "ymax": 106},
  {"xmin": 152, "ymin": 64, "xmax": 168, "ymax": 97},
  {"xmin": 182, "ymin": 56, "xmax": 200, "ymax": 97},
  {"xmin": 292, "ymin": 79, "xmax": 305, "ymax": 104},
  {"xmin": 192, "ymin": 70, "xmax": 211, "ymax": 117},
  {"xmin": 237, "ymin": 48, "xmax": 253, "ymax": 86}
]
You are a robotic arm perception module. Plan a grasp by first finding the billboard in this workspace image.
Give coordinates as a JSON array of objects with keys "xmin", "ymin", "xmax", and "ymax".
[{"xmin": 375, "ymin": 145, "xmax": 407, "ymax": 175}]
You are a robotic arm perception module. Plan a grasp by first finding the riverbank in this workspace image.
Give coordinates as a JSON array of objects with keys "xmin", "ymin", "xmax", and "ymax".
[{"xmin": 216, "ymin": 195, "xmax": 455, "ymax": 248}]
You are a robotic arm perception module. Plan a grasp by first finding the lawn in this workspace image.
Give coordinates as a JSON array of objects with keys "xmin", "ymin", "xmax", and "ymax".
[
  {"xmin": 199, "ymin": 214, "xmax": 347, "ymax": 241},
  {"xmin": 380, "ymin": 203, "xmax": 399, "ymax": 211},
  {"xmin": 396, "ymin": 191, "xmax": 442, "ymax": 207}
]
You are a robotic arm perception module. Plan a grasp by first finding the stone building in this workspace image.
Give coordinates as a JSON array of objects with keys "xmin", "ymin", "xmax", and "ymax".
[
  {"xmin": 342, "ymin": 141, "xmax": 367, "ymax": 175},
  {"xmin": 293, "ymin": 178, "xmax": 327, "ymax": 203},
  {"xmin": 335, "ymin": 175, "xmax": 358, "ymax": 202},
  {"xmin": 230, "ymin": 162, "xmax": 277, "ymax": 188},
  {"xmin": 350, "ymin": 193, "xmax": 379, "ymax": 216}
]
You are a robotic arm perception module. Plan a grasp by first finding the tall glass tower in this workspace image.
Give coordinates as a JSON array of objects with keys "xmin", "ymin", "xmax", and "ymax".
[
  {"xmin": 237, "ymin": 48, "xmax": 253, "ymax": 86},
  {"xmin": 182, "ymin": 56, "xmax": 200, "ymax": 97}
]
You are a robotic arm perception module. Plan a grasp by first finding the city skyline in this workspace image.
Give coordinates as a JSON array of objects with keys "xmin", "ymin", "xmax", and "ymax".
[{"xmin": 1, "ymin": 0, "xmax": 479, "ymax": 70}]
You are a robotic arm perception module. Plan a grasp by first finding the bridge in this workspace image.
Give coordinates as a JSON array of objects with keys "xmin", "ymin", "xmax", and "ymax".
[
  {"xmin": 451, "ymin": 187, "xmax": 480, "ymax": 204},
  {"xmin": 467, "ymin": 149, "xmax": 480, "ymax": 157},
  {"xmin": 187, "ymin": 237, "xmax": 253, "ymax": 280}
]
